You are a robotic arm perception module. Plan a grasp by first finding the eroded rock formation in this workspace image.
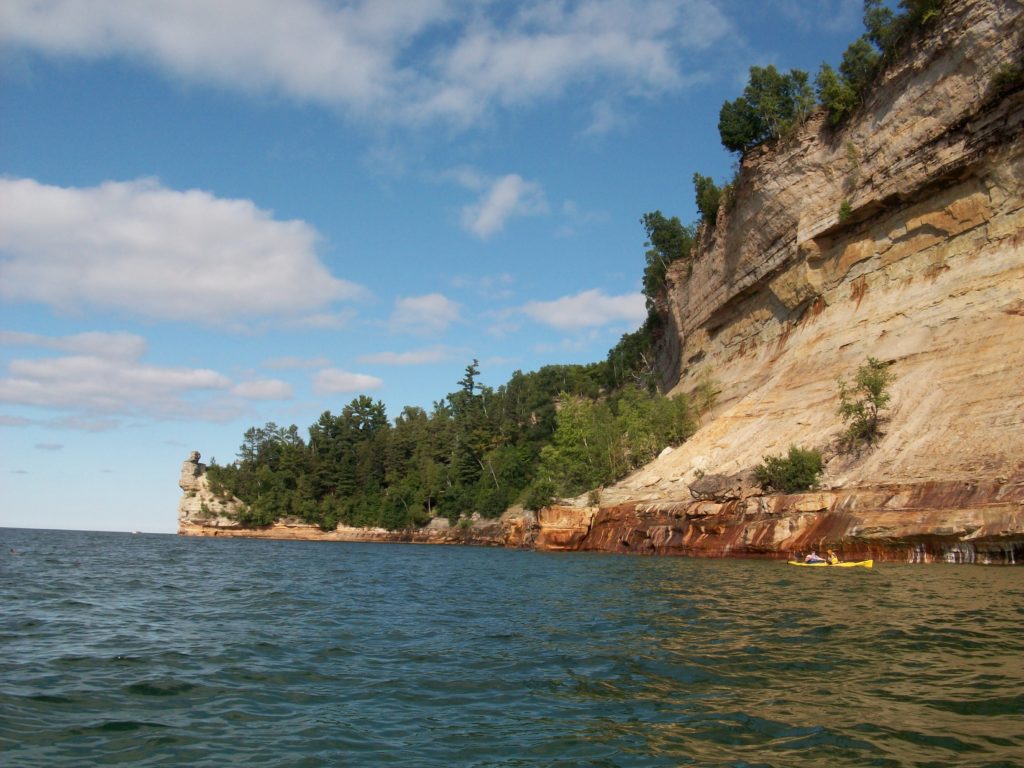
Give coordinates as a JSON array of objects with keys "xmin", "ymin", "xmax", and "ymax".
[{"xmin": 176, "ymin": 451, "xmax": 246, "ymax": 532}]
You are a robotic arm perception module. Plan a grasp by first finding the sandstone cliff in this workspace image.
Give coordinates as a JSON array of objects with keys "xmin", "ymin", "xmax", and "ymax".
[
  {"xmin": 553, "ymin": 0, "xmax": 1024, "ymax": 563},
  {"xmin": 177, "ymin": 451, "xmax": 246, "ymax": 530}
]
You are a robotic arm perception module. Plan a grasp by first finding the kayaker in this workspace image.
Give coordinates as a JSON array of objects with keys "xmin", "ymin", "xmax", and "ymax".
[
  {"xmin": 805, "ymin": 551, "xmax": 825, "ymax": 563},
  {"xmin": 827, "ymin": 549, "xmax": 840, "ymax": 565}
]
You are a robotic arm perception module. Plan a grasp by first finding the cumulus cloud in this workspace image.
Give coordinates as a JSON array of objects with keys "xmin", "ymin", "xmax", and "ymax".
[
  {"xmin": 0, "ymin": 0, "xmax": 732, "ymax": 127},
  {"xmin": 0, "ymin": 330, "xmax": 147, "ymax": 359},
  {"xmin": 263, "ymin": 355, "xmax": 333, "ymax": 370},
  {"xmin": 0, "ymin": 177, "xmax": 362, "ymax": 327},
  {"xmin": 0, "ymin": 330, "xmax": 294, "ymax": 424},
  {"xmin": 358, "ymin": 345, "xmax": 452, "ymax": 365},
  {"xmin": 460, "ymin": 174, "xmax": 548, "ymax": 238},
  {"xmin": 767, "ymin": 0, "xmax": 861, "ymax": 32},
  {"xmin": 230, "ymin": 379, "xmax": 294, "ymax": 400},
  {"xmin": 390, "ymin": 293, "xmax": 461, "ymax": 335},
  {"xmin": 312, "ymin": 368, "xmax": 383, "ymax": 395},
  {"xmin": 521, "ymin": 289, "xmax": 646, "ymax": 331},
  {"xmin": 0, "ymin": 414, "xmax": 33, "ymax": 427},
  {"xmin": 0, "ymin": 354, "xmax": 229, "ymax": 415}
]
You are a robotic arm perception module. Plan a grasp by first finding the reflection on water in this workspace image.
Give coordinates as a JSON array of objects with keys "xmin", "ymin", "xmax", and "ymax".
[{"xmin": 1, "ymin": 528, "xmax": 1022, "ymax": 767}]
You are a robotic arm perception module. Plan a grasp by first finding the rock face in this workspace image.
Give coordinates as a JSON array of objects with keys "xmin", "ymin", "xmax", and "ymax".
[
  {"xmin": 546, "ymin": 0, "xmax": 1024, "ymax": 563},
  {"xmin": 176, "ymin": 451, "xmax": 246, "ymax": 531}
]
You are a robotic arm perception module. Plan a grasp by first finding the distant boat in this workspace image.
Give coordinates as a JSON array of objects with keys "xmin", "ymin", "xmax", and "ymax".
[
  {"xmin": 787, "ymin": 559, "xmax": 873, "ymax": 568},
  {"xmin": 131, "ymin": 530, "xmax": 141, "ymax": 535}
]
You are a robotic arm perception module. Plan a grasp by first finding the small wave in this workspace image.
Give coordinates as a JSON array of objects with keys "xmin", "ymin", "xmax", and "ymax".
[{"xmin": 124, "ymin": 679, "xmax": 196, "ymax": 697}]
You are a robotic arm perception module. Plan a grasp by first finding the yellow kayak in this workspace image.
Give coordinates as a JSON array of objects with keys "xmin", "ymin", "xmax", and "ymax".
[{"xmin": 787, "ymin": 560, "xmax": 873, "ymax": 568}]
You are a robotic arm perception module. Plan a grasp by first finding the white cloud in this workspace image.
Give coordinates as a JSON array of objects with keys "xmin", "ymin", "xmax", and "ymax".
[
  {"xmin": 0, "ymin": 177, "xmax": 362, "ymax": 327},
  {"xmin": 582, "ymin": 100, "xmax": 631, "ymax": 138},
  {"xmin": 0, "ymin": 414, "xmax": 33, "ymax": 427},
  {"xmin": 521, "ymin": 289, "xmax": 646, "ymax": 331},
  {"xmin": 460, "ymin": 174, "xmax": 548, "ymax": 238},
  {"xmin": 556, "ymin": 199, "xmax": 607, "ymax": 238},
  {"xmin": 450, "ymin": 272, "xmax": 515, "ymax": 300},
  {"xmin": 390, "ymin": 293, "xmax": 461, "ymax": 335},
  {"xmin": 0, "ymin": 330, "xmax": 295, "ymax": 423},
  {"xmin": 358, "ymin": 346, "xmax": 452, "ymax": 365},
  {"xmin": 766, "ymin": 0, "xmax": 861, "ymax": 33},
  {"xmin": 284, "ymin": 310, "xmax": 358, "ymax": 330},
  {"xmin": 0, "ymin": 0, "xmax": 731, "ymax": 128},
  {"xmin": 264, "ymin": 355, "xmax": 333, "ymax": 370},
  {"xmin": 312, "ymin": 368, "xmax": 383, "ymax": 395},
  {"xmin": 0, "ymin": 330, "xmax": 147, "ymax": 359},
  {"xmin": 0, "ymin": 354, "xmax": 230, "ymax": 415},
  {"xmin": 230, "ymin": 379, "xmax": 294, "ymax": 400}
]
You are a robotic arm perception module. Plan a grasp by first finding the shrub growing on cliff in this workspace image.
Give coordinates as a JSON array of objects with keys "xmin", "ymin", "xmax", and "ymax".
[
  {"xmin": 693, "ymin": 173, "xmax": 722, "ymax": 224},
  {"xmin": 837, "ymin": 357, "xmax": 896, "ymax": 447},
  {"xmin": 718, "ymin": 65, "xmax": 815, "ymax": 153},
  {"xmin": 640, "ymin": 211, "xmax": 695, "ymax": 308},
  {"xmin": 988, "ymin": 60, "xmax": 1024, "ymax": 101},
  {"xmin": 754, "ymin": 445, "xmax": 824, "ymax": 493}
]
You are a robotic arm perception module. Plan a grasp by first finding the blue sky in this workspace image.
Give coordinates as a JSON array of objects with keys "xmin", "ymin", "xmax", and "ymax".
[{"xmin": 0, "ymin": 0, "xmax": 867, "ymax": 533}]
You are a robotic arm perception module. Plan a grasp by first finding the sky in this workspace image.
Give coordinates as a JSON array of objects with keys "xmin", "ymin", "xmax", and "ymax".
[{"xmin": 0, "ymin": 0, "xmax": 869, "ymax": 533}]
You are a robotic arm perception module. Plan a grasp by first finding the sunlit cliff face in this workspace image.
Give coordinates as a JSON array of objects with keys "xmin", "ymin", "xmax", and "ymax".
[{"xmin": 578, "ymin": 0, "xmax": 1024, "ymax": 560}]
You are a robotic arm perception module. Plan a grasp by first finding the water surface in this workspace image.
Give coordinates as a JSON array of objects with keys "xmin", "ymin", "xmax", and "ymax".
[{"xmin": 2, "ymin": 528, "xmax": 1022, "ymax": 766}]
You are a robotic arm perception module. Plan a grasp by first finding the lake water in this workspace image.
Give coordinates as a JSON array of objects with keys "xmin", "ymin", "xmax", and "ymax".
[{"xmin": 2, "ymin": 528, "xmax": 1022, "ymax": 767}]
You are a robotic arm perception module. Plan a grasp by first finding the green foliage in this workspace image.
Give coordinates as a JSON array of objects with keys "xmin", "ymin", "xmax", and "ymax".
[
  {"xmin": 839, "ymin": 199, "xmax": 853, "ymax": 221},
  {"xmin": 863, "ymin": 0, "xmax": 897, "ymax": 50},
  {"xmin": 816, "ymin": 35, "xmax": 881, "ymax": 126},
  {"xmin": 840, "ymin": 36, "xmax": 881, "ymax": 94},
  {"xmin": 818, "ymin": 1, "xmax": 945, "ymax": 127},
  {"xmin": 988, "ymin": 61, "xmax": 1024, "ymax": 100},
  {"xmin": 523, "ymin": 477, "xmax": 556, "ymax": 512},
  {"xmin": 837, "ymin": 357, "xmax": 896, "ymax": 447},
  {"xmin": 640, "ymin": 211, "xmax": 695, "ymax": 308},
  {"xmin": 718, "ymin": 65, "xmax": 815, "ymax": 153},
  {"xmin": 213, "ymin": 359, "xmax": 626, "ymax": 530},
  {"xmin": 236, "ymin": 501, "xmax": 276, "ymax": 528},
  {"xmin": 693, "ymin": 173, "xmax": 722, "ymax": 224},
  {"xmin": 754, "ymin": 445, "xmax": 824, "ymax": 493},
  {"xmin": 606, "ymin": 312, "xmax": 662, "ymax": 391},
  {"xmin": 815, "ymin": 63, "xmax": 859, "ymax": 127},
  {"xmin": 535, "ymin": 389, "xmax": 696, "ymax": 499},
  {"xmin": 693, "ymin": 368, "xmax": 721, "ymax": 419}
]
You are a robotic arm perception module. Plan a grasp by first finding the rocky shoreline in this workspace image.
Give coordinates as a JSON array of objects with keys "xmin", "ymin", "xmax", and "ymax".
[{"xmin": 178, "ymin": 453, "xmax": 1023, "ymax": 563}]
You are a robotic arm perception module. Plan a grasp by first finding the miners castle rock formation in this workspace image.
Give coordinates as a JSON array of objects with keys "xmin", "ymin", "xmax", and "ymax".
[{"xmin": 180, "ymin": 0, "xmax": 1024, "ymax": 562}]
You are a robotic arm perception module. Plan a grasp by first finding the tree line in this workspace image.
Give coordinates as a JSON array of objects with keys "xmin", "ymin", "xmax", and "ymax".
[
  {"xmin": 720, "ymin": 1, "xmax": 945, "ymax": 151},
  {"xmin": 206, "ymin": 359, "xmax": 701, "ymax": 531}
]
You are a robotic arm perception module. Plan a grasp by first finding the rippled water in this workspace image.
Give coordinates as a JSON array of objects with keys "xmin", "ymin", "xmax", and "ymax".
[{"xmin": 2, "ymin": 529, "xmax": 1022, "ymax": 767}]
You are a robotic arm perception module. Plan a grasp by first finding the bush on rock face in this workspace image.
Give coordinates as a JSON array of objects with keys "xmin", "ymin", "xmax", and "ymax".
[
  {"xmin": 754, "ymin": 445, "xmax": 824, "ymax": 493},
  {"xmin": 837, "ymin": 357, "xmax": 896, "ymax": 448}
]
